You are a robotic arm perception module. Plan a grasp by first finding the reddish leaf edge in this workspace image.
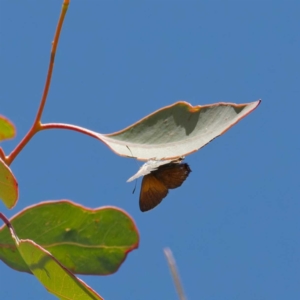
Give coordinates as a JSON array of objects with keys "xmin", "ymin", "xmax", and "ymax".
[
  {"xmin": 0, "ymin": 200, "xmax": 140, "ymax": 275},
  {"xmin": 103, "ymin": 99, "xmax": 261, "ymax": 161},
  {"xmin": 107, "ymin": 100, "xmax": 261, "ymax": 136}
]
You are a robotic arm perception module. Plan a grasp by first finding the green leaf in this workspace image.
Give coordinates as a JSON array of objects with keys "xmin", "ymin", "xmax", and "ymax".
[
  {"xmin": 97, "ymin": 100, "xmax": 261, "ymax": 160},
  {"xmin": 0, "ymin": 158, "xmax": 18, "ymax": 208},
  {"xmin": 0, "ymin": 115, "xmax": 16, "ymax": 142},
  {"xmin": 0, "ymin": 200, "xmax": 139, "ymax": 275},
  {"xmin": 20, "ymin": 240, "xmax": 103, "ymax": 300},
  {"xmin": 2, "ymin": 217, "xmax": 103, "ymax": 300}
]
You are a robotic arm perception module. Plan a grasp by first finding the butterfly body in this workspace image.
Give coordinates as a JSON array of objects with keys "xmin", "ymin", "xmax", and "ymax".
[{"xmin": 139, "ymin": 161, "xmax": 191, "ymax": 212}]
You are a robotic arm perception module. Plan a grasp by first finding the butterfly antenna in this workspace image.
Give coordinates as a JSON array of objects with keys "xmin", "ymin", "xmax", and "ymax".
[{"xmin": 132, "ymin": 179, "xmax": 137, "ymax": 194}]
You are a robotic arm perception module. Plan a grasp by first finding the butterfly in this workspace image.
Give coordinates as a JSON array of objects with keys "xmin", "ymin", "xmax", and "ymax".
[{"xmin": 127, "ymin": 158, "xmax": 191, "ymax": 212}]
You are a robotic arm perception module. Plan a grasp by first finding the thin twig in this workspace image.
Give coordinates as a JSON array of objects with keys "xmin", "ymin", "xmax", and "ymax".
[
  {"xmin": 6, "ymin": 0, "xmax": 70, "ymax": 166},
  {"xmin": 35, "ymin": 0, "xmax": 70, "ymax": 123},
  {"xmin": 164, "ymin": 247, "xmax": 187, "ymax": 300},
  {"xmin": 0, "ymin": 212, "xmax": 18, "ymax": 245}
]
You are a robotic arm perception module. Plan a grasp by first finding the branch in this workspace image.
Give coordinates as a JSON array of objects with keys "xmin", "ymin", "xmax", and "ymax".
[{"xmin": 6, "ymin": 0, "xmax": 70, "ymax": 166}]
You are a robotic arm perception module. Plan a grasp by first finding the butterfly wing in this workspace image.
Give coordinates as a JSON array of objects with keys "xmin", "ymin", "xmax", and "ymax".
[
  {"xmin": 154, "ymin": 163, "xmax": 191, "ymax": 189},
  {"xmin": 139, "ymin": 174, "xmax": 168, "ymax": 212}
]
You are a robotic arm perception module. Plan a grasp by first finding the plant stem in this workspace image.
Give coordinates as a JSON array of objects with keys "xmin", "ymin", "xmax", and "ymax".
[
  {"xmin": 164, "ymin": 247, "xmax": 187, "ymax": 300},
  {"xmin": 0, "ymin": 212, "xmax": 10, "ymax": 227},
  {"xmin": 6, "ymin": 0, "xmax": 70, "ymax": 166},
  {"xmin": 0, "ymin": 212, "xmax": 19, "ymax": 245},
  {"xmin": 0, "ymin": 148, "xmax": 5, "ymax": 160},
  {"xmin": 40, "ymin": 123, "xmax": 101, "ymax": 139}
]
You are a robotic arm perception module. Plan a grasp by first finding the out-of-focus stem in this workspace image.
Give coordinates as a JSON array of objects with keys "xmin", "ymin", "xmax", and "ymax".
[{"xmin": 164, "ymin": 247, "xmax": 187, "ymax": 300}]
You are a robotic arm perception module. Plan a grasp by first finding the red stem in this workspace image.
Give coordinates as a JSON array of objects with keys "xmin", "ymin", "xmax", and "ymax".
[
  {"xmin": 0, "ymin": 212, "xmax": 19, "ymax": 244},
  {"xmin": 40, "ymin": 123, "xmax": 101, "ymax": 140},
  {"xmin": 0, "ymin": 148, "xmax": 5, "ymax": 160},
  {"xmin": 0, "ymin": 212, "xmax": 11, "ymax": 228},
  {"xmin": 5, "ymin": 0, "xmax": 70, "ymax": 166}
]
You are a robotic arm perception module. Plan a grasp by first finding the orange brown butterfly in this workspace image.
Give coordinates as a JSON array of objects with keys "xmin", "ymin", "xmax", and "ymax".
[{"xmin": 127, "ymin": 158, "xmax": 191, "ymax": 212}]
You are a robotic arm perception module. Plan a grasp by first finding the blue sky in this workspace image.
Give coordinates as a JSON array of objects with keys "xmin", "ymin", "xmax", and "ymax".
[{"xmin": 1, "ymin": 1, "xmax": 299, "ymax": 299}]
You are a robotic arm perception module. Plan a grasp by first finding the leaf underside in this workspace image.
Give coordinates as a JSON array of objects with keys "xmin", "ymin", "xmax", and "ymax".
[{"xmin": 96, "ymin": 100, "xmax": 261, "ymax": 160}]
